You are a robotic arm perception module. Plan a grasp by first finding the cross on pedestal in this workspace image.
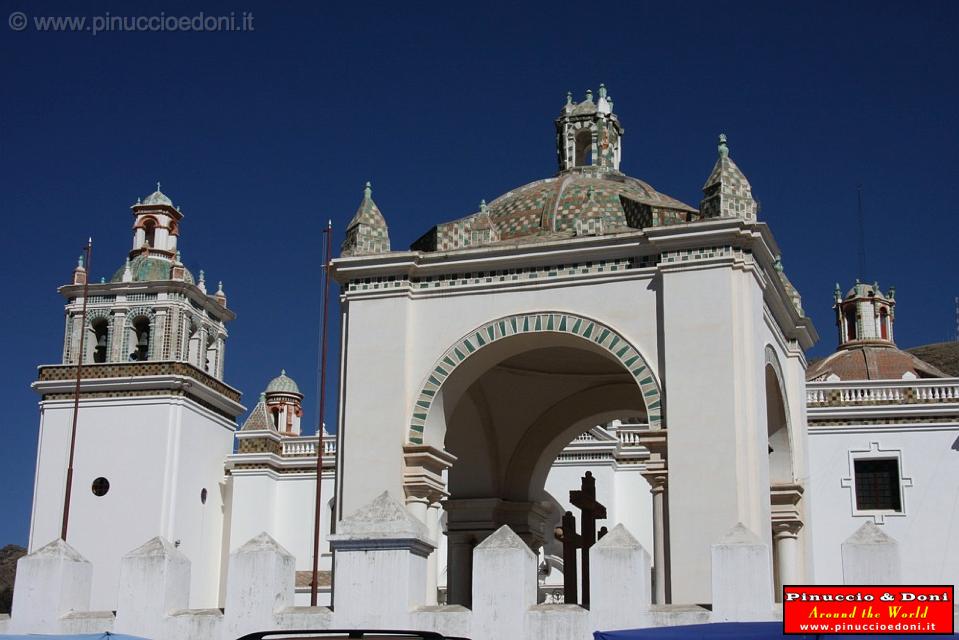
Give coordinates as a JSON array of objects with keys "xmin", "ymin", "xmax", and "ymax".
[
  {"xmin": 554, "ymin": 510, "xmax": 583, "ymax": 604},
  {"xmin": 570, "ymin": 470, "xmax": 607, "ymax": 609}
]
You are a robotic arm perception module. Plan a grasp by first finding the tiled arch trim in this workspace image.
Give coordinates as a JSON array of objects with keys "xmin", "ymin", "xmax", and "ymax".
[{"xmin": 408, "ymin": 311, "xmax": 663, "ymax": 444}]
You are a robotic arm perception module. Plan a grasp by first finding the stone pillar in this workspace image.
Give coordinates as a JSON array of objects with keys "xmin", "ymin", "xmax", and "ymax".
[
  {"xmin": 215, "ymin": 335, "xmax": 226, "ymax": 379},
  {"xmin": 650, "ymin": 475, "xmax": 667, "ymax": 604},
  {"xmin": 223, "ymin": 532, "xmax": 295, "ymax": 640},
  {"xmin": 710, "ymin": 523, "xmax": 773, "ymax": 622},
  {"xmin": 589, "ymin": 524, "xmax": 651, "ymax": 632},
  {"xmin": 10, "ymin": 539, "xmax": 92, "ymax": 634},
  {"xmin": 153, "ymin": 309, "xmax": 168, "ymax": 360},
  {"xmin": 446, "ymin": 532, "xmax": 475, "ymax": 608},
  {"xmin": 406, "ymin": 495, "xmax": 429, "ymax": 524},
  {"xmin": 426, "ymin": 502, "xmax": 442, "ymax": 605},
  {"xmin": 841, "ymin": 521, "xmax": 901, "ymax": 585},
  {"xmin": 114, "ymin": 537, "xmax": 190, "ymax": 639},
  {"xmin": 111, "ymin": 310, "xmax": 127, "ymax": 362},
  {"xmin": 330, "ymin": 491, "xmax": 434, "ymax": 629},
  {"xmin": 773, "ymin": 522, "xmax": 801, "ymax": 599},
  {"xmin": 472, "ymin": 525, "xmax": 536, "ymax": 640}
]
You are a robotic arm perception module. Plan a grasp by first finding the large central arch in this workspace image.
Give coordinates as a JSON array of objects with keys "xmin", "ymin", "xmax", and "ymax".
[
  {"xmin": 402, "ymin": 311, "xmax": 665, "ymax": 608},
  {"xmin": 407, "ymin": 311, "xmax": 663, "ymax": 446}
]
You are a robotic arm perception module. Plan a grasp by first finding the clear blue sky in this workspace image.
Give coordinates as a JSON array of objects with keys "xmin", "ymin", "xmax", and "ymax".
[{"xmin": 1, "ymin": 1, "xmax": 957, "ymax": 546}]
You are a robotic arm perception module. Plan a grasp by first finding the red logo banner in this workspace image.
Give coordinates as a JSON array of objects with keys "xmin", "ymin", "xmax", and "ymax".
[{"xmin": 783, "ymin": 585, "xmax": 954, "ymax": 635}]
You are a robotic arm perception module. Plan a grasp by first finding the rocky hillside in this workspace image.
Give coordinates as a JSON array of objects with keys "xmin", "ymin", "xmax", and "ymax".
[
  {"xmin": 0, "ymin": 544, "xmax": 26, "ymax": 615},
  {"xmin": 907, "ymin": 341, "xmax": 959, "ymax": 377}
]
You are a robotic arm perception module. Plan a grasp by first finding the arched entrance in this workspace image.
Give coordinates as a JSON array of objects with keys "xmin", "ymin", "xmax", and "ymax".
[
  {"xmin": 765, "ymin": 346, "xmax": 803, "ymax": 597},
  {"xmin": 403, "ymin": 312, "xmax": 664, "ymax": 606}
]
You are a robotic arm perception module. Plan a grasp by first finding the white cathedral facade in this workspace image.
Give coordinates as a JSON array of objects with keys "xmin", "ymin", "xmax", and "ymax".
[{"xmin": 5, "ymin": 90, "xmax": 958, "ymax": 639}]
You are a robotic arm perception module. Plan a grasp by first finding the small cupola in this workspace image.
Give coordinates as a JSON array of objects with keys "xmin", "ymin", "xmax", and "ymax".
[
  {"xmin": 835, "ymin": 280, "xmax": 896, "ymax": 347},
  {"xmin": 555, "ymin": 85, "xmax": 623, "ymax": 173},
  {"xmin": 264, "ymin": 369, "xmax": 305, "ymax": 436},
  {"xmin": 130, "ymin": 182, "xmax": 183, "ymax": 258}
]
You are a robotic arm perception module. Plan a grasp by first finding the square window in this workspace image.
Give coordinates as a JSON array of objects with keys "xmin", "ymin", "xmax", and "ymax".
[{"xmin": 854, "ymin": 458, "xmax": 902, "ymax": 511}]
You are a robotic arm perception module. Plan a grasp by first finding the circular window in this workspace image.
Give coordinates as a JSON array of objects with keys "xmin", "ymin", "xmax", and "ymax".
[
  {"xmin": 91, "ymin": 477, "xmax": 110, "ymax": 497},
  {"xmin": 200, "ymin": 488, "xmax": 208, "ymax": 504}
]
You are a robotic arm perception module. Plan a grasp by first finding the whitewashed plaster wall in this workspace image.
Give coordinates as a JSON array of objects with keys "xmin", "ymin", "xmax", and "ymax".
[
  {"xmin": 807, "ymin": 424, "xmax": 959, "ymax": 591},
  {"xmin": 29, "ymin": 395, "xmax": 235, "ymax": 610}
]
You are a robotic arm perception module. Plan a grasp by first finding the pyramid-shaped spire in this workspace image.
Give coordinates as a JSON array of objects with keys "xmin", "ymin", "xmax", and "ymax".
[
  {"xmin": 341, "ymin": 181, "xmax": 391, "ymax": 257},
  {"xmin": 700, "ymin": 134, "xmax": 758, "ymax": 221}
]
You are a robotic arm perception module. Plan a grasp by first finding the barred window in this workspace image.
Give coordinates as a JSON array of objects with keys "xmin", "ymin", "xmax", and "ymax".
[{"xmin": 854, "ymin": 458, "xmax": 902, "ymax": 511}]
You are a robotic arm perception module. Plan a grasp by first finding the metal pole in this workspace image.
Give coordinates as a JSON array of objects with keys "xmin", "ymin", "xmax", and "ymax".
[
  {"xmin": 61, "ymin": 238, "xmax": 92, "ymax": 542},
  {"xmin": 311, "ymin": 220, "xmax": 333, "ymax": 606}
]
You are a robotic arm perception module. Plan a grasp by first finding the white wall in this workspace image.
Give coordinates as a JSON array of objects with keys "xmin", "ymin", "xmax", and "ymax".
[
  {"xmin": 227, "ymin": 468, "xmax": 336, "ymax": 606},
  {"xmin": 30, "ymin": 395, "xmax": 234, "ymax": 610},
  {"xmin": 807, "ymin": 424, "xmax": 959, "ymax": 590}
]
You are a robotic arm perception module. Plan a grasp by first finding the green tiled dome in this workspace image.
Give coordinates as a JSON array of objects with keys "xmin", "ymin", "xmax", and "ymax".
[
  {"xmin": 110, "ymin": 255, "xmax": 195, "ymax": 284},
  {"xmin": 265, "ymin": 369, "xmax": 301, "ymax": 396}
]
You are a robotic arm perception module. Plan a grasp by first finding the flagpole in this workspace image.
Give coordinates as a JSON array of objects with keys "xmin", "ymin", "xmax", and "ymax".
[
  {"xmin": 61, "ymin": 238, "xmax": 93, "ymax": 541},
  {"xmin": 311, "ymin": 220, "xmax": 333, "ymax": 606}
]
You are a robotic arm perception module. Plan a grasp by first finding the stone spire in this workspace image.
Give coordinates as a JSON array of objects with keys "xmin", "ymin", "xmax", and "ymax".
[
  {"xmin": 700, "ymin": 134, "xmax": 758, "ymax": 221},
  {"xmin": 341, "ymin": 181, "xmax": 391, "ymax": 257}
]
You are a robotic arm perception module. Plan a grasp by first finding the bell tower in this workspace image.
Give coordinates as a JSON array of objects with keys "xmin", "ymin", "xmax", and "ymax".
[
  {"xmin": 29, "ymin": 184, "xmax": 244, "ymax": 612},
  {"xmin": 555, "ymin": 84, "xmax": 624, "ymax": 172}
]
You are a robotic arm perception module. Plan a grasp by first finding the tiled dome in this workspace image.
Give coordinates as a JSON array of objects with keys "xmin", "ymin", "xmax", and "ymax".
[
  {"xmin": 110, "ymin": 255, "xmax": 194, "ymax": 284},
  {"xmin": 265, "ymin": 369, "xmax": 302, "ymax": 396},
  {"xmin": 413, "ymin": 170, "xmax": 700, "ymax": 252},
  {"xmin": 141, "ymin": 185, "xmax": 174, "ymax": 207},
  {"xmin": 807, "ymin": 345, "xmax": 948, "ymax": 381}
]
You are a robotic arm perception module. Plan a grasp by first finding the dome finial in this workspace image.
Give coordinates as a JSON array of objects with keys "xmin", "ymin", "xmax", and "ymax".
[
  {"xmin": 565, "ymin": 91, "xmax": 573, "ymax": 106},
  {"xmin": 281, "ymin": 368, "xmax": 286, "ymax": 376},
  {"xmin": 718, "ymin": 133, "xmax": 729, "ymax": 158},
  {"xmin": 364, "ymin": 181, "xmax": 372, "ymax": 200},
  {"xmin": 156, "ymin": 181, "xmax": 161, "ymax": 192},
  {"xmin": 585, "ymin": 88, "xmax": 593, "ymax": 102},
  {"xmin": 598, "ymin": 83, "xmax": 607, "ymax": 99}
]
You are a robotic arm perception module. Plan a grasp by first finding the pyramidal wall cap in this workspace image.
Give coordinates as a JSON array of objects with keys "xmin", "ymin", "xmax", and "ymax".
[
  {"xmin": 474, "ymin": 524, "xmax": 530, "ymax": 552},
  {"xmin": 123, "ymin": 536, "xmax": 187, "ymax": 560},
  {"xmin": 844, "ymin": 521, "xmax": 899, "ymax": 546},
  {"xmin": 29, "ymin": 538, "xmax": 89, "ymax": 563},
  {"xmin": 716, "ymin": 522, "xmax": 764, "ymax": 545},
  {"xmin": 234, "ymin": 531, "xmax": 294, "ymax": 558},
  {"xmin": 594, "ymin": 523, "xmax": 642, "ymax": 549},
  {"xmin": 334, "ymin": 491, "xmax": 429, "ymax": 539}
]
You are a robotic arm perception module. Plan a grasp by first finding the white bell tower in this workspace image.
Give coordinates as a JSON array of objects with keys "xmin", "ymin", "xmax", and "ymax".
[{"xmin": 28, "ymin": 185, "xmax": 244, "ymax": 611}]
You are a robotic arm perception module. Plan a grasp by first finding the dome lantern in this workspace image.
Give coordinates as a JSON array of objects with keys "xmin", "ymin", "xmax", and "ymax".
[{"xmin": 555, "ymin": 85, "xmax": 623, "ymax": 173}]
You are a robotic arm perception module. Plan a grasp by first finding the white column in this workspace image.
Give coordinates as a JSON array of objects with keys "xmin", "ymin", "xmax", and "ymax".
[
  {"xmin": 773, "ymin": 523, "xmax": 800, "ymax": 600},
  {"xmin": 426, "ymin": 502, "xmax": 441, "ymax": 605},
  {"xmin": 650, "ymin": 475, "xmax": 667, "ymax": 604},
  {"xmin": 406, "ymin": 496, "xmax": 429, "ymax": 524}
]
